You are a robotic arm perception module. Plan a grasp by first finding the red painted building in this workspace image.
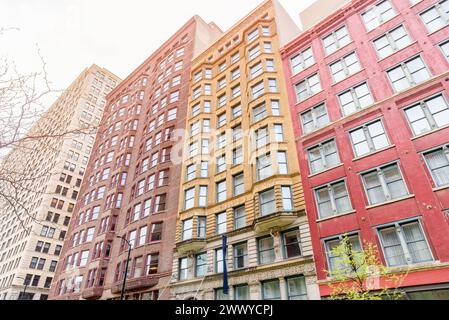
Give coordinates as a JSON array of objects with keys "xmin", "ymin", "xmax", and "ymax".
[
  {"xmin": 281, "ymin": 0, "xmax": 449, "ymax": 299},
  {"xmin": 50, "ymin": 16, "xmax": 221, "ymax": 300}
]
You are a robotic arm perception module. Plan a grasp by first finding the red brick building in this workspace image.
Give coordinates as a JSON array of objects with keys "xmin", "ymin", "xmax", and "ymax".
[
  {"xmin": 49, "ymin": 16, "xmax": 221, "ymax": 300},
  {"xmin": 281, "ymin": 0, "xmax": 449, "ymax": 299}
]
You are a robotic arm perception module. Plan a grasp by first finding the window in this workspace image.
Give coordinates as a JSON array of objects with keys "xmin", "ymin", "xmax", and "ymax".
[
  {"xmin": 283, "ymin": 229, "xmax": 301, "ymax": 259},
  {"xmin": 136, "ymin": 179, "xmax": 145, "ymax": 196},
  {"xmin": 440, "ymin": 39, "xmax": 449, "ymax": 61},
  {"xmin": 198, "ymin": 216, "xmax": 206, "ymax": 238},
  {"xmin": 423, "ymin": 145, "xmax": 449, "ymax": 187},
  {"xmin": 147, "ymin": 175, "xmax": 155, "ymax": 191},
  {"xmin": 325, "ymin": 234, "xmax": 361, "ymax": 273},
  {"xmin": 233, "ymin": 147, "xmax": 243, "ymax": 165},
  {"xmin": 217, "ymin": 133, "xmax": 226, "ymax": 149},
  {"xmin": 387, "ymin": 56, "xmax": 431, "ymax": 92},
  {"xmin": 233, "ymin": 243, "xmax": 248, "ymax": 269},
  {"xmin": 300, "ymin": 103, "xmax": 329, "ymax": 134},
  {"xmin": 247, "ymin": 28, "xmax": 259, "ymax": 42},
  {"xmin": 378, "ymin": 220, "xmax": 433, "ymax": 267},
  {"xmin": 215, "ymin": 288, "xmax": 229, "ymax": 300},
  {"xmin": 268, "ymin": 79, "xmax": 277, "ymax": 92},
  {"xmin": 217, "ymin": 77, "xmax": 226, "ymax": 90},
  {"xmin": 191, "ymin": 121, "xmax": 200, "ymax": 136},
  {"xmin": 218, "ymin": 61, "xmax": 227, "ymax": 73},
  {"xmin": 80, "ymin": 250, "xmax": 89, "ymax": 267},
  {"xmin": 216, "ymin": 212, "xmax": 227, "ymax": 235},
  {"xmin": 257, "ymin": 154, "xmax": 272, "ymax": 181},
  {"xmin": 249, "ymin": 45, "xmax": 261, "ymax": 61},
  {"xmin": 329, "ymin": 52, "xmax": 361, "ymax": 83},
  {"xmin": 186, "ymin": 164, "xmax": 196, "ymax": 181},
  {"xmin": 49, "ymin": 261, "xmax": 57, "ymax": 272},
  {"xmin": 138, "ymin": 226, "xmax": 147, "ymax": 246},
  {"xmin": 420, "ymin": 0, "xmax": 449, "ymax": 33},
  {"xmin": 338, "ymin": 82, "xmax": 374, "ymax": 116},
  {"xmin": 97, "ymin": 186, "xmax": 105, "ymax": 199},
  {"xmin": 86, "ymin": 227, "xmax": 95, "ymax": 242},
  {"xmin": 189, "ymin": 142, "xmax": 198, "ymax": 158},
  {"xmin": 273, "ymin": 124, "xmax": 284, "ymax": 142},
  {"xmin": 146, "ymin": 253, "xmax": 159, "ymax": 275},
  {"xmin": 32, "ymin": 275, "xmax": 41, "ymax": 287},
  {"xmin": 281, "ymin": 186, "xmax": 293, "ymax": 211},
  {"xmin": 30, "ymin": 257, "xmax": 38, "ymax": 269},
  {"xmin": 233, "ymin": 206, "xmax": 246, "ymax": 230},
  {"xmin": 251, "ymin": 81, "xmax": 265, "ymax": 99},
  {"xmin": 231, "ymin": 68, "xmax": 240, "ymax": 80},
  {"xmin": 277, "ymin": 151, "xmax": 288, "ymax": 175},
  {"xmin": 216, "ymin": 180, "xmax": 227, "ymax": 202},
  {"xmin": 362, "ymin": 0, "xmax": 396, "ymax": 31},
  {"xmin": 361, "ymin": 162, "xmax": 409, "ymax": 205},
  {"xmin": 216, "ymin": 155, "xmax": 226, "ymax": 173},
  {"xmin": 350, "ymin": 119, "xmax": 390, "ymax": 157},
  {"xmin": 234, "ymin": 284, "xmax": 249, "ymax": 300},
  {"xmin": 323, "ymin": 25, "xmax": 351, "ymax": 55},
  {"xmin": 255, "ymin": 126, "xmax": 269, "ymax": 149},
  {"xmin": 271, "ymin": 100, "xmax": 281, "ymax": 116},
  {"xmin": 202, "ymin": 119, "xmax": 211, "ymax": 133},
  {"xmin": 202, "ymin": 139, "xmax": 209, "ymax": 154},
  {"xmin": 151, "ymin": 152, "xmax": 159, "ymax": 167},
  {"xmin": 154, "ymin": 194, "xmax": 166, "ymax": 212},
  {"xmin": 232, "ymin": 85, "xmax": 241, "ymax": 98},
  {"xmin": 287, "ymin": 276, "xmax": 308, "ymax": 300},
  {"xmin": 215, "ymin": 248, "xmax": 224, "ymax": 273},
  {"xmin": 205, "ymin": 69, "xmax": 212, "ymax": 79},
  {"xmin": 262, "ymin": 279, "xmax": 281, "ymax": 300},
  {"xmin": 167, "ymin": 108, "xmax": 177, "ymax": 121},
  {"xmin": 179, "ymin": 257, "xmax": 189, "ymax": 280},
  {"xmin": 150, "ymin": 223, "xmax": 163, "ymax": 241},
  {"xmin": 182, "ymin": 219, "xmax": 193, "ymax": 241},
  {"xmin": 259, "ymin": 188, "xmax": 276, "ymax": 217},
  {"xmin": 192, "ymin": 103, "xmax": 200, "ymax": 117},
  {"xmin": 231, "ymin": 52, "xmax": 240, "ymax": 64},
  {"xmin": 143, "ymin": 199, "xmax": 151, "ymax": 217},
  {"xmin": 308, "ymin": 139, "xmax": 340, "ymax": 174},
  {"xmin": 217, "ymin": 113, "xmax": 226, "ymax": 128},
  {"xmin": 295, "ymin": 74, "xmax": 322, "ymax": 102},
  {"xmin": 195, "ymin": 253, "xmax": 207, "ymax": 277},
  {"xmin": 218, "ymin": 94, "xmax": 226, "ymax": 108},
  {"xmin": 200, "ymin": 161, "xmax": 209, "ymax": 178},
  {"xmin": 232, "ymin": 104, "xmax": 242, "ymax": 118},
  {"xmin": 250, "ymin": 62, "xmax": 263, "ymax": 79},
  {"xmin": 185, "ymin": 188, "xmax": 195, "ymax": 210},
  {"xmin": 264, "ymin": 42, "xmax": 272, "ymax": 53},
  {"xmin": 374, "ymin": 25, "xmax": 412, "ymax": 59},
  {"xmin": 128, "ymin": 230, "xmax": 137, "ymax": 249},
  {"xmin": 253, "ymin": 103, "xmax": 267, "ymax": 122},
  {"xmin": 404, "ymin": 94, "xmax": 449, "ymax": 136},
  {"xmin": 315, "ymin": 180, "xmax": 352, "ymax": 219},
  {"xmin": 233, "ymin": 173, "xmax": 244, "ymax": 196},
  {"xmin": 291, "ymin": 47, "xmax": 315, "ymax": 74}
]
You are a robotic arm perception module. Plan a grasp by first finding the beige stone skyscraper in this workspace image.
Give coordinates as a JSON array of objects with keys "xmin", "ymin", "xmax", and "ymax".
[
  {"xmin": 0, "ymin": 64, "xmax": 120, "ymax": 300},
  {"xmin": 170, "ymin": 0, "xmax": 319, "ymax": 300}
]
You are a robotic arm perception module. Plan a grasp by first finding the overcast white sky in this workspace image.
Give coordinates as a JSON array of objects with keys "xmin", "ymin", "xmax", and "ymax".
[{"xmin": 0, "ymin": 0, "xmax": 316, "ymax": 95}]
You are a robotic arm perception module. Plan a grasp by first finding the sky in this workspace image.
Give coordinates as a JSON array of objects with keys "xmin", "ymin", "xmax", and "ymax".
[{"xmin": 0, "ymin": 0, "xmax": 316, "ymax": 97}]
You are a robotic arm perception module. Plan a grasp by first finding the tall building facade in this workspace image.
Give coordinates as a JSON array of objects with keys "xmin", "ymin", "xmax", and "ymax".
[
  {"xmin": 50, "ymin": 16, "xmax": 222, "ymax": 300},
  {"xmin": 281, "ymin": 0, "xmax": 449, "ymax": 299},
  {"xmin": 0, "ymin": 64, "xmax": 119, "ymax": 300},
  {"xmin": 170, "ymin": 0, "xmax": 320, "ymax": 301}
]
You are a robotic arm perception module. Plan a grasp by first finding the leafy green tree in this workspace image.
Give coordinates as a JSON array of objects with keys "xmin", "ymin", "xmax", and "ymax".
[{"xmin": 325, "ymin": 235, "xmax": 404, "ymax": 300}]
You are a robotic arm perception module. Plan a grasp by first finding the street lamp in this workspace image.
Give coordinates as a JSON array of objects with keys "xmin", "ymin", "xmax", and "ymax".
[
  {"xmin": 16, "ymin": 276, "xmax": 29, "ymax": 300},
  {"xmin": 117, "ymin": 235, "xmax": 132, "ymax": 301}
]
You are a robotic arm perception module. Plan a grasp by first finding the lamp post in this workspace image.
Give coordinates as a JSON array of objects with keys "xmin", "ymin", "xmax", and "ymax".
[
  {"xmin": 117, "ymin": 235, "xmax": 132, "ymax": 301},
  {"xmin": 16, "ymin": 276, "xmax": 29, "ymax": 300}
]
